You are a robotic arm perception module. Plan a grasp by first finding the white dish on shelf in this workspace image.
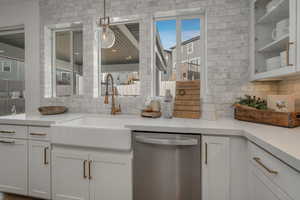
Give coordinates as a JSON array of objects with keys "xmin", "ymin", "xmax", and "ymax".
[
  {"xmin": 272, "ymin": 18, "xmax": 289, "ymax": 41},
  {"xmin": 280, "ymin": 51, "xmax": 287, "ymax": 67},
  {"xmin": 266, "ymin": 56, "xmax": 281, "ymax": 71},
  {"xmin": 266, "ymin": 0, "xmax": 281, "ymax": 13}
]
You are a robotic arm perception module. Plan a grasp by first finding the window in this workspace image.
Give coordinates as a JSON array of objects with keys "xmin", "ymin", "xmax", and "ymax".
[
  {"xmin": 187, "ymin": 43, "xmax": 193, "ymax": 54},
  {"xmin": 3, "ymin": 61, "xmax": 11, "ymax": 72},
  {"xmin": 51, "ymin": 23, "xmax": 83, "ymax": 97},
  {"xmin": 99, "ymin": 22, "xmax": 140, "ymax": 96},
  {"xmin": 154, "ymin": 15, "xmax": 203, "ymax": 96},
  {"xmin": 0, "ymin": 27, "xmax": 25, "ymax": 115}
]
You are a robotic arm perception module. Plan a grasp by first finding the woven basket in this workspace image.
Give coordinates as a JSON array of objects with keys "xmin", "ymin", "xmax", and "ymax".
[{"xmin": 38, "ymin": 106, "xmax": 68, "ymax": 115}]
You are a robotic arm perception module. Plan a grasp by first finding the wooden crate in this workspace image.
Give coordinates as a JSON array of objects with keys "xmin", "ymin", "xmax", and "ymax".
[
  {"xmin": 234, "ymin": 104, "xmax": 300, "ymax": 128},
  {"xmin": 173, "ymin": 80, "xmax": 201, "ymax": 119}
]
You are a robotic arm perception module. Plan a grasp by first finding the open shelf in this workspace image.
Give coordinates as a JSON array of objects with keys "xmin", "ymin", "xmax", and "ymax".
[
  {"xmin": 258, "ymin": 34, "xmax": 289, "ymax": 53},
  {"xmin": 252, "ymin": 66, "xmax": 296, "ymax": 81},
  {"xmin": 257, "ymin": 0, "xmax": 289, "ymax": 24}
]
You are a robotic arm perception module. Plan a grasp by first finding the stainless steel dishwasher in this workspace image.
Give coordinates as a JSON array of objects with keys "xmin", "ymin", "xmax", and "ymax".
[{"xmin": 133, "ymin": 132, "xmax": 201, "ymax": 200}]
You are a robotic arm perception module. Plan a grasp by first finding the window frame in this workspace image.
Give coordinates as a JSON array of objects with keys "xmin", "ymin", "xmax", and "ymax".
[
  {"xmin": 97, "ymin": 17, "xmax": 141, "ymax": 97},
  {"xmin": 51, "ymin": 26, "xmax": 83, "ymax": 97},
  {"xmin": 152, "ymin": 10, "xmax": 206, "ymax": 97}
]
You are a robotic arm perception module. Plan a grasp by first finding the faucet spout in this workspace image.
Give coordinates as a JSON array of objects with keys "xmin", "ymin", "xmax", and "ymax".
[{"xmin": 104, "ymin": 73, "xmax": 121, "ymax": 115}]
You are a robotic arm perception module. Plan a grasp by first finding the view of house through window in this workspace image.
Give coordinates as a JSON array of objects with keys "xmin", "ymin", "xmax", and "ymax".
[
  {"xmin": 0, "ymin": 27, "xmax": 25, "ymax": 116},
  {"xmin": 155, "ymin": 17, "xmax": 201, "ymax": 96},
  {"xmin": 100, "ymin": 22, "xmax": 140, "ymax": 96},
  {"xmin": 52, "ymin": 23, "xmax": 83, "ymax": 97}
]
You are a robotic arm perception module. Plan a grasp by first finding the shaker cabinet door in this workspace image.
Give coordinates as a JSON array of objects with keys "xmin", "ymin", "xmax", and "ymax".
[
  {"xmin": 29, "ymin": 141, "xmax": 51, "ymax": 199},
  {"xmin": 202, "ymin": 136, "xmax": 230, "ymax": 200},
  {"xmin": 0, "ymin": 139, "xmax": 28, "ymax": 195},
  {"xmin": 89, "ymin": 153, "xmax": 132, "ymax": 200},
  {"xmin": 52, "ymin": 151, "xmax": 89, "ymax": 200}
]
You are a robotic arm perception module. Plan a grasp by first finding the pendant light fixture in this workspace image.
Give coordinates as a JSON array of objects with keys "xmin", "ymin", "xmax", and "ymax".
[{"xmin": 97, "ymin": 0, "xmax": 115, "ymax": 48}]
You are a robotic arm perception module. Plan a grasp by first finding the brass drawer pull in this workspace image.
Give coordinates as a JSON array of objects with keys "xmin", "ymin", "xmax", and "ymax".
[
  {"xmin": 30, "ymin": 132, "xmax": 47, "ymax": 136},
  {"xmin": 83, "ymin": 160, "xmax": 88, "ymax": 179},
  {"xmin": 0, "ymin": 140, "xmax": 15, "ymax": 144},
  {"xmin": 44, "ymin": 147, "xmax": 49, "ymax": 165},
  {"xmin": 88, "ymin": 160, "xmax": 93, "ymax": 180},
  {"xmin": 253, "ymin": 157, "xmax": 278, "ymax": 175},
  {"xmin": 0, "ymin": 130, "xmax": 15, "ymax": 134}
]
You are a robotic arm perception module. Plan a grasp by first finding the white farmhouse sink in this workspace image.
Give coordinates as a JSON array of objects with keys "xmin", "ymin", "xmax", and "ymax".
[{"xmin": 51, "ymin": 116, "xmax": 131, "ymax": 151}]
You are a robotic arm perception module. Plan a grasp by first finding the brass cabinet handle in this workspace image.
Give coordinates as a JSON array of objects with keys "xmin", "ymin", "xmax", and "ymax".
[
  {"xmin": 30, "ymin": 133, "xmax": 47, "ymax": 136},
  {"xmin": 287, "ymin": 42, "xmax": 294, "ymax": 67},
  {"xmin": 205, "ymin": 142, "xmax": 208, "ymax": 165},
  {"xmin": 0, "ymin": 139, "xmax": 15, "ymax": 144},
  {"xmin": 0, "ymin": 130, "xmax": 15, "ymax": 134},
  {"xmin": 253, "ymin": 157, "xmax": 278, "ymax": 175},
  {"xmin": 88, "ymin": 160, "xmax": 92, "ymax": 180},
  {"xmin": 83, "ymin": 160, "xmax": 88, "ymax": 179},
  {"xmin": 44, "ymin": 147, "xmax": 49, "ymax": 165}
]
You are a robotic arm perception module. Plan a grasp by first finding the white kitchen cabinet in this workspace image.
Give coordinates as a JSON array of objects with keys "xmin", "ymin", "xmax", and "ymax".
[
  {"xmin": 202, "ymin": 136, "xmax": 230, "ymax": 200},
  {"xmin": 89, "ymin": 153, "xmax": 132, "ymax": 200},
  {"xmin": 250, "ymin": 0, "xmax": 298, "ymax": 81},
  {"xmin": 248, "ymin": 142, "xmax": 300, "ymax": 200},
  {"xmin": 29, "ymin": 141, "xmax": 51, "ymax": 199},
  {"xmin": 52, "ymin": 150, "xmax": 90, "ymax": 200},
  {"xmin": 249, "ymin": 163, "xmax": 292, "ymax": 200},
  {"xmin": 0, "ymin": 138, "xmax": 28, "ymax": 195},
  {"xmin": 52, "ymin": 147, "xmax": 132, "ymax": 200}
]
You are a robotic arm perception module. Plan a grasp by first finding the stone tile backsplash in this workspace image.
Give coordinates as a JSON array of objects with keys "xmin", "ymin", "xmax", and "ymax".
[{"xmin": 40, "ymin": 0, "xmax": 300, "ymax": 119}]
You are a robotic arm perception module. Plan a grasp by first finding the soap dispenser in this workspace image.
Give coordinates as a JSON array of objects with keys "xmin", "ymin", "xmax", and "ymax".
[{"xmin": 163, "ymin": 89, "xmax": 173, "ymax": 119}]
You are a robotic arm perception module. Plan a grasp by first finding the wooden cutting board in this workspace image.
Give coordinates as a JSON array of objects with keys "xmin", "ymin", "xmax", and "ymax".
[{"xmin": 173, "ymin": 80, "xmax": 201, "ymax": 119}]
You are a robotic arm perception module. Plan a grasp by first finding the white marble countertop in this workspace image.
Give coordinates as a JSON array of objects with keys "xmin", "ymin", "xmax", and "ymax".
[
  {"xmin": 0, "ymin": 113, "xmax": 299, "ymax": 171},
  {"xmin": 0, "ymin": 113, "xmax": 82, "ymax": 126}
]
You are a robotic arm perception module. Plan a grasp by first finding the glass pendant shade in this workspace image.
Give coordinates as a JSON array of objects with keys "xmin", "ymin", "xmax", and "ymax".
[{"xmin": 101, "ymin": 26, "xmax": 115, "ymax": 49}]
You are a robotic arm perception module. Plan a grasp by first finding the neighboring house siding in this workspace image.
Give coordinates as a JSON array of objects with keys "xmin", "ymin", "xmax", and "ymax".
[
  {"xmin": 170, "ymin": 37, "xmax": 201, "ymax": 80},
  {"xmin": 0, "ymin": 59, "xmax": 24, "ymax": 81},
  {"xmin": 0, "ymin": 42, "xmax": 25, "ymax": 81}
]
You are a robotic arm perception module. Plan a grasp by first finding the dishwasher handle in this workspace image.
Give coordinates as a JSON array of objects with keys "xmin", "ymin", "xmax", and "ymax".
[{"xmin": 135, "ymin": 135, "xmax": 198, "ymax": 146}]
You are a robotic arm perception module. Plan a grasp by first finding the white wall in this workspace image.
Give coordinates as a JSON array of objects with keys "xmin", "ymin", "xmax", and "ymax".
[{"xmin": 0, "ymin": 0, "xmax": 40, "ymax": 115}]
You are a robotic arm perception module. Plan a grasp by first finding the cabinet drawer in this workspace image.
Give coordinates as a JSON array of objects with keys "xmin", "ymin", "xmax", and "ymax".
[
  {"xmin": 249, "ymin": 142, "xmax": 300, "ymax": 200},
  {"xmin": 28, "ymin": 127, "xmax": 50, "ymax": 141},
  {"xmin": 0, "ymin": 125, "xmax": 27, "ymax": 139}
]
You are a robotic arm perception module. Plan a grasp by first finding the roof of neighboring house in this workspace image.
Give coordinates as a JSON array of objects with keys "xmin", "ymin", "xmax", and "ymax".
[{"xmin": 170, "ymin": 35, "xmax": 200, "ymax": 50}]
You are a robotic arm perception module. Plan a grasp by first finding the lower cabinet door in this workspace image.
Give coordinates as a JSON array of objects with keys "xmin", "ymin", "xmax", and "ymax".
[
  {"xmin": 52, "ymin": 151, "xmax": 89, "ymax": 200},
  {"xmin": 29, "ymin": 141, "xmax": 51, "ymax": 199},
  {"xmin": 89, "ymin": 153, "xmax": 132, "ymax": 200},
  {"xmin": 202, "ymin": 136, "xmax": 230, "ymax": 200},
  {"xmin": 0, "ymin": 138, "xmax": 27, "ymax": 195},
  {"xmin": 249, "ymin": 164, "xmax": 292, "ymax": 200}
]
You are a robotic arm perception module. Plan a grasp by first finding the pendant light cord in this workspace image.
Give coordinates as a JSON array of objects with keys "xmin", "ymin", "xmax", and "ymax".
[{"xmin": 104, "ymin": 0, "xmax": 106, "ymax": 18}]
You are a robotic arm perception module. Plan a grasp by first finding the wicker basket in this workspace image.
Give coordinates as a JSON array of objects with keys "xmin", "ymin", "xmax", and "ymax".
[
  {"xmin": 234, "ymin": 104, "xmax": 300, "ymax": 128},
  {"xmin": 38, "ymin": 106, "xmax": 68, "ymax": 115}
]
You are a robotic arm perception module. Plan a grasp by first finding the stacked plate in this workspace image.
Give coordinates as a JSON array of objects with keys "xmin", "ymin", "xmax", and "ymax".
[{"xmin": 266, "ymin": 56, "xmax": 281, "ymax": 71}]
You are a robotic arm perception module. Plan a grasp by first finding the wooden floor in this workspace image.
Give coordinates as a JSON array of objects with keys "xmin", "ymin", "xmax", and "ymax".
[{"xmin": 0, "ymin": 193, "xmax": 39, "ymax": 200}]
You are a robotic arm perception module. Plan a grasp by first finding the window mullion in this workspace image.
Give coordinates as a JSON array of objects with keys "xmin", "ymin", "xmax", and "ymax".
[
  {"xmin": 52, "ymin": 31, "xmax": 57, "ymax": 97},
  {"xmin": 176, "ymin": 17, "xmax": 182, "ymax": 81}
]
